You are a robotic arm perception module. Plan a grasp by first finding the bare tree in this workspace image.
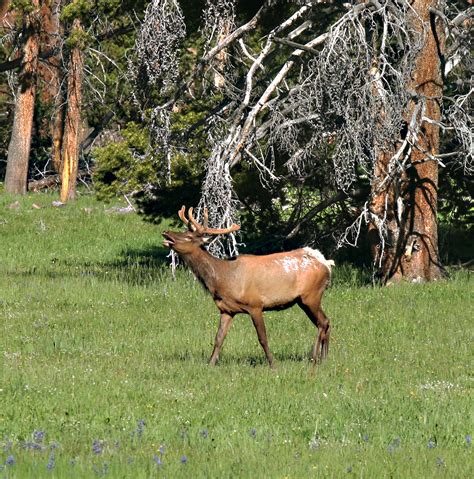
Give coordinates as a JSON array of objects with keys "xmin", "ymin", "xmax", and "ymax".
[
  {"xmin": 4, "ymin": 0, "xmax": 41, "ymax": 194},
  {"xmin": 134, "ymin": 0, "xmax": 473, "ymax": 280}
]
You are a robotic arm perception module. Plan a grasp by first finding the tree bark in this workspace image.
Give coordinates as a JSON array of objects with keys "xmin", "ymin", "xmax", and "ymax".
[
  {"xmin": 370, "ymin": 0, "xmax": 445, "ymax": 283},
  {"xmin": 38, "ymin": 0, "xmax": 64, "ymax": 173},
  {"xmin": 0, "ymin": 0, "xmax": 11, "ymax": 20},
  {"xmin": 4, "ymin": 1, "xmax": 40, "ymax": 194},
  {"xmin": 60, "ymin": 18, "xmax": 84, "ymax": 202}
]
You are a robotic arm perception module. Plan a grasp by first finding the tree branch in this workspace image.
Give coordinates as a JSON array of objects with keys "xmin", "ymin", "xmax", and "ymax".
[
  {"xmin": 80, "ymin": 111, "xmax": 114, "ymax": 153},
  {"xmin": 286, "ymin": 187, "xmax": 368, "ymax": 239},
  {"xmin": 272, "ymin": 37, "xmax": 320, "ymax": 55}
]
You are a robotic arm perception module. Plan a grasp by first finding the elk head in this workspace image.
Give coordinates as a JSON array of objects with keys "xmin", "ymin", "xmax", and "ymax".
[{"xmin": 162, "ymin": 206, "xmax": 240, "ymax": 254}]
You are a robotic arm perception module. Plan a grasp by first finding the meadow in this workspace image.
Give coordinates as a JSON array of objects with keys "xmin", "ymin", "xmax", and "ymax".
[{"xmin": 1, "ymin": 193, "xmax": 472, "ymax": 478}]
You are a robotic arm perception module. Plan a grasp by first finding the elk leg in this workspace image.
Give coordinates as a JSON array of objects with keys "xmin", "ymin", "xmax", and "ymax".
[
  {"xmin": 299, "ymin": 299, "xmax": 330, "ymax": 363},
  {"xmin": 316, "ymin": 308, "xmax": 330, "ymax": 360},
  {"xmin": 250, "ymin": 310, "xmax": 275, "ymax": 369},
  {"xmin": 209, "ymin": 312, "xmax": 234, "ymax": 366}
]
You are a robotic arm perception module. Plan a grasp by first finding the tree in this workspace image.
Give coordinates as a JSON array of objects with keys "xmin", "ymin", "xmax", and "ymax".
[
  {"xmin": 368, "ymin": 0, "xmax": 447, "ymax": 282},
  {"xmin": 59, "ymin": 17, "xmax": 83, "ymax": 201},
  {"xmin": 132, "ymin": 0, "xmax": 472, "ymax": 281},
  {"xmin": 39, "ymin": 0, "xmax": 63, "ymax": 173},
  {"xmin": 4, "ymin": 0, "xmax": 41, "ymax": 194}
]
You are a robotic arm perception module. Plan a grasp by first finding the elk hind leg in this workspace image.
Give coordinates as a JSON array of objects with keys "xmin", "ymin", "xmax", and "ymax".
[
  {"xmin": 316, "ymin": 308, "xmax": 330, "ymax": 360},
  {"xmin": 299, "ymin": 298, "xmax": 330, "ymax": 363}
]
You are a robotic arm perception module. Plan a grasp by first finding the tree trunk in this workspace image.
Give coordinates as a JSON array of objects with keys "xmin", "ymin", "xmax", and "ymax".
[
  {"xmin": 0, "ymin": 0, "xmax": 11, "ymax": 19},
  {"xmin": 4, "ymin": 1, "xmax": 40, "ymax": 194},
  {"xmin": 38, "ymin": 0, "xmax": 64, "ymax": 173},
  {"xmin": 60, "ymin": 18, "xmax": 84, "ymax": 202},
  {"xmin": 370, "ymin": 0, "xmax": 445, "ymax": 283}
]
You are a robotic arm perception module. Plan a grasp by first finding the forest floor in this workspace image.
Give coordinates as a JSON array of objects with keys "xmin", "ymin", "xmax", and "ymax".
[{"xmin": 1, "ymin": 193, "xmax": 472, "ymax": 478}]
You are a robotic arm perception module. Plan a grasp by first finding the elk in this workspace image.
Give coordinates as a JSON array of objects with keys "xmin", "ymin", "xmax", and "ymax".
[{"xmin": 162, "ymin": 206, "xmax": 334, "ymax": 369}]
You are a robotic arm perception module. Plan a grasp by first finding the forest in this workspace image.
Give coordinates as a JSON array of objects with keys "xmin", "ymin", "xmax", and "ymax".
[
  {"xmin": 1, "ymin": 1, "xmax": 473, "ymax": 477},
  {"xmin": 1, "ymin": 0, "xmax": 472, "ymax": 279}
]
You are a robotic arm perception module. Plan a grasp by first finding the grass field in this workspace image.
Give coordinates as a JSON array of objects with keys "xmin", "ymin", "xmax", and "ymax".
[{"xmin": 1, "ymin": 193, "xmax": 472, "ymax": 478}]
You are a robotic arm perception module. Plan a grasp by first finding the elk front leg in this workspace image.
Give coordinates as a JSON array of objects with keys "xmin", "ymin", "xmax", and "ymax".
[
  {"xmin": 250, "ymin": 309, "xmax": 275, "ymax": 369},
  {"xmin": 209, "ymin": 312, "xmax": 234, "ymax": 366}
]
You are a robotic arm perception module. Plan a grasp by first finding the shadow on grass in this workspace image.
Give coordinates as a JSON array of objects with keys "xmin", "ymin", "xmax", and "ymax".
[
  {"xmin": 157, "ymin": 350, "xmax": 311, "ymax": 366},
  {"xmin": 6, "ymin": 245, "xmax": 175, "ymax": 287},
  {"xmin": 78, "ymin": 244, "xmax": 173, "ymax": 285}
]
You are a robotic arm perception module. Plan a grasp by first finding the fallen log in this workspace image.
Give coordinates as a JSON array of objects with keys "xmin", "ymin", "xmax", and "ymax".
[{"xmin": 28, "ymin": 169, "xmax": 89, "ymax": 192}]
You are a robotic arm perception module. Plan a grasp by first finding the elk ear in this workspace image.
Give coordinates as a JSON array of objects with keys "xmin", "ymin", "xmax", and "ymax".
[{"xmin": 202, "ymin": 235, "xmax": 212, "ymax": 244}]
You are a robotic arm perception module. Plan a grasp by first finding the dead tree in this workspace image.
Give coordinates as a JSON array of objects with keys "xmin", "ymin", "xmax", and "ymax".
[
  {"xmin": 60, "ymin": 17, "xmax": 84, "ymax": 202},
  {"xmin": 133, "ymin": 0, "xmax": 472, "ymax": 281}
]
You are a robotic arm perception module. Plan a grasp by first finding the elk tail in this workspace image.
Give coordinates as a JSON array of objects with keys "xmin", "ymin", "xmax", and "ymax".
[{"xmin": 304, "ymin": 247, "xmax": 335, "ymax": 273}]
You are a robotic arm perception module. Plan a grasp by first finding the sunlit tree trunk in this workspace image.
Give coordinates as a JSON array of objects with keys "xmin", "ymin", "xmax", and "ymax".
[
  {"xmin": 60, "ymin": 18, "xmax": 83, "ymax": 202},
  {"xmin": 4, "ymin": 0, "xmax": 40, "ymax": 194},
  {"xmin": 370, "ymin": 0, "xmax": 445, "ymax": 283}
]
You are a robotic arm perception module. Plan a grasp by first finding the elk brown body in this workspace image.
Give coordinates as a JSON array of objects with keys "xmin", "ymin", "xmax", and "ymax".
[{"xmin": 162, "ymin": 206, "xmax": 333, "ymax": 368}]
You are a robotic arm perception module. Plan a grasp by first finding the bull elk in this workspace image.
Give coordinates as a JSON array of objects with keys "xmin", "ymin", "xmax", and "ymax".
[{"xmin": 162, "ymin": 206, "xmax": 334, "ymax": 368}]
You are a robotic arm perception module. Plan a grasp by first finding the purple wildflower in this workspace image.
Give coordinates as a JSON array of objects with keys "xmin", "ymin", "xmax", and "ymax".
[
  {"xmin": 466, "ymin": 435, "xmax": 472, "ymax": 446},
  {"xmin": 388, "ymin": 437, "xmax": 401, "ymax": 454},
  {"xmin": 5, "ymin": 455, "xmax": 14, "ymax": 466},
  {"xmin": 200, "ymin": 429, "xmax": 209, "ymax": 439},
  {"xmin": 362, "ymin": 434, "xmax": 369, "ymax": 442},
  {"xmin": 180, "ymin": 455, "xmax": 188, "ymax": 464},
  {"xmin": 250, "ymin": 428, "xmax": 257, "ymax": 438},
  {"xmin": 153, "ymin": 454, "xmax": 162, "ymax": 466},
  {"xmin": 136, "ymin": 419, "xmax": 146, "ymax": 438},
  {"xmin": 46, "ymin": 454, "xmax": 55, "ymax": 471},
  {"xmin": 428, "ymin": 439, "xmax": 436, "ymax": 449},
  {"xmin": 22, "ymin": 441, "xmax": 42, "ymax": 451},
  {"xmin": 346, "ymin": 466, "xmax": 353, "ymax": 473},
  {"xmin": 34, "ymin": 431, "xmax": 45, "ymax": 442},
  {"xmin": 92, "ymin": 440, "xmax": 103, "ymax": 455},
  {"xmin": 159, "ymin": 445, "xmax": 166, "ymax": 455}
]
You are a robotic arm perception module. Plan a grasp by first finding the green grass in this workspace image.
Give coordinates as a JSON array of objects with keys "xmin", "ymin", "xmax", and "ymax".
[{"xmin": 1, "ymin": 193, "xmax": 472, "ymax": 478}]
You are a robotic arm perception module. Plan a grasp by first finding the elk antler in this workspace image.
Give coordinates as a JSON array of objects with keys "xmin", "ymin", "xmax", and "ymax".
[
  {"xmin": 188, "ymin": 207, "xmax": 203, "ymax": 232},
  {"xmin": 178, "ymin": 205, "xmax": 195, "ymax": 231},
  {"xmin": 178, "ymin": 205, "xmax": 240, "ymax": 235},
  {"xmin": 204, "ymin": 223, "xmax": 241, "ymax": 235}
]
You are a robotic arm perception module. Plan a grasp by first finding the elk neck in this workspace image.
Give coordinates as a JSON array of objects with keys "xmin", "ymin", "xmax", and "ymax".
[{"xmin": 180, "ymin": 246, "xmax": 229, "ymax": 294}]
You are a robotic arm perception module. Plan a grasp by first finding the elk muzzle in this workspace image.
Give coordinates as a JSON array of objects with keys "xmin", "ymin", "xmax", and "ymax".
[{"xmin": 162, "ymin": 231, "xmax": 177, "ymax": 248}]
